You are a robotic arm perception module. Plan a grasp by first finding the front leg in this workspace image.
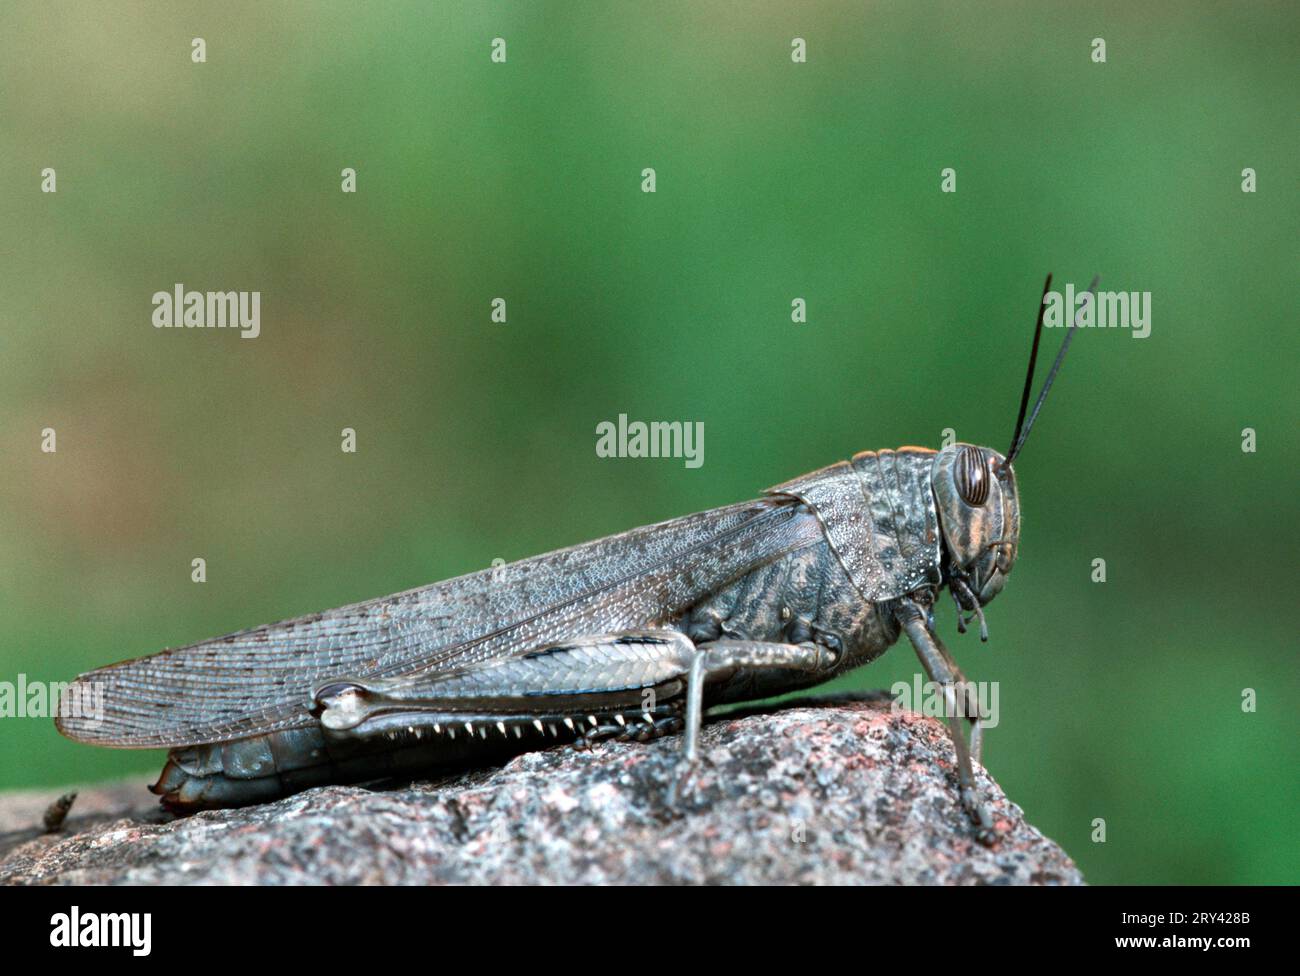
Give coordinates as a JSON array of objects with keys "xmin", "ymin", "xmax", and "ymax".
[
  {"xmin": 896, "ymin": 599, "xmax": 996, "ymax": 844},
  {"xmin": 931, "ymin": 628, "xmax": 987, "ymax": 765}
]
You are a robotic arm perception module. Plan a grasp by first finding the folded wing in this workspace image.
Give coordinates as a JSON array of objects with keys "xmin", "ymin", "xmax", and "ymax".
[{"xmin": 57, "ymin": 497, "xmax": 820, "ymax": 748}]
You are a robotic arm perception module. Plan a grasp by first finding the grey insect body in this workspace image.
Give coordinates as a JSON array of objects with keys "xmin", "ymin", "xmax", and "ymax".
[{"xmin": 57, "ymin": 277, "xmax": 1094, "ymax": 843}]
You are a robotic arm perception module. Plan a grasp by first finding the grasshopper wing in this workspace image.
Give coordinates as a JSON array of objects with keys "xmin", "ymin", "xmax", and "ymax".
[{"xmin": 57, "ymin": 497, "xmax": 821, "ymax": 749}]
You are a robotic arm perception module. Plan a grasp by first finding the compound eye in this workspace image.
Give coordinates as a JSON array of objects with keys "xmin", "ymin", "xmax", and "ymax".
[{"xmin": 955, "ymin": 447, "xmax": 990, "ymax": 506}]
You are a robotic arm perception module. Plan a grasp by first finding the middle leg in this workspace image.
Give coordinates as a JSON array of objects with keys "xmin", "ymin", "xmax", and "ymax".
[{"xmin": 668, "ymin": 639, "xmax": 838, "ymax": 803}]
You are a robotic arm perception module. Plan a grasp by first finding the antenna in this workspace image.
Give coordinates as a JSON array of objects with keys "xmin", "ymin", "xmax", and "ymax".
[{"xmin": 1006, "ymin": 274, "xmax": 1098, "ymax": 464}]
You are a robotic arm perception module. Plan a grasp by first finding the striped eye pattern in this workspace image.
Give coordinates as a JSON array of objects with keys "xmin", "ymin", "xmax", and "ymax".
[{"xmin": 955, "ymin": 447, "xmax": 990, "ymax": 506}]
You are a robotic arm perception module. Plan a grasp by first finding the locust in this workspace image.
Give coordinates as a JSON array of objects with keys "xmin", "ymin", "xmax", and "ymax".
[{"xmin": 57, "ymin": 275, "xmax": 1095, "ymax": 842}]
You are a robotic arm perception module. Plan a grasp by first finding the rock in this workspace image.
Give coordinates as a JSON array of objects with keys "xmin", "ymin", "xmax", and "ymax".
[{"xmin": 0, "ymin": 695, "xmax": 1083, "ymax": 885}]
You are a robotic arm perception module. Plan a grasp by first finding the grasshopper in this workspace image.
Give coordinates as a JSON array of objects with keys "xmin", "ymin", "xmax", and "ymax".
[{"xmin": 57, "ymin": 275, "xmax": 1094, "ymax": 842}]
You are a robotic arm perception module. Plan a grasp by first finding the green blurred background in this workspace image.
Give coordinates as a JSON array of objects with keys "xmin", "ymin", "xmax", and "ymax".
[{"xmin": 0, "ymin": 1, "xmax": 1295, "ymax": 884}]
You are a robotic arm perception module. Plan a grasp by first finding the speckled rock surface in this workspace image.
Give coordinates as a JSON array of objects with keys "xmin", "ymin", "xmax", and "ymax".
[{"xmin": 0, "ymin": 697, "xmax": 1082, "ymax": 885}]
